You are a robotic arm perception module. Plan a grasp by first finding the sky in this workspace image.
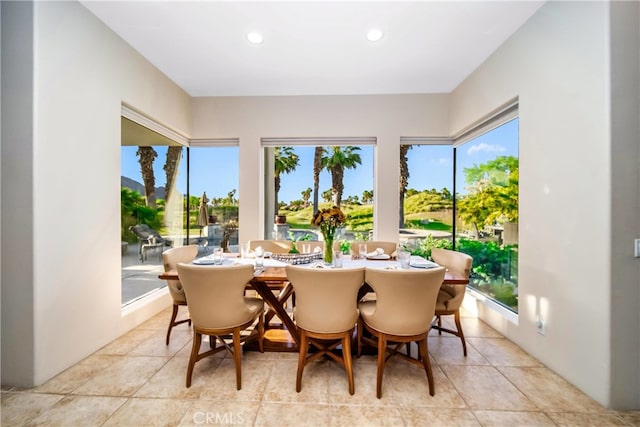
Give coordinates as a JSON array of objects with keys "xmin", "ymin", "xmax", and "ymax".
[{"xmin": 121, "ymin": 119, "xmax": 518, "ymax": 203}]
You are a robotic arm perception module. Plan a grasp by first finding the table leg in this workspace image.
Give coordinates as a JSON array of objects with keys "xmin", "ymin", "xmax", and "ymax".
[
  {"xmin": 250, "ymin": 279, "xmax": 300, "ymax": 348},
  {"xmin": 264, "ymin": 282, "xmax": 295, "ymax": 325}
]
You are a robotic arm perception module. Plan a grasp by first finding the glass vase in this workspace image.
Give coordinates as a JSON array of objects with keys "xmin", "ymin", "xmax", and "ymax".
[{"xmin": 323, "ymin": 237, "xmax": 334, "ymax": 265}]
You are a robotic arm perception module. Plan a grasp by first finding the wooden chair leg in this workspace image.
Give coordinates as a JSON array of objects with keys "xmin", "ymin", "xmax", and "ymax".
[
  {"xmin": 376, "ymin": 334, "xmax": 386, "ymax": 399},
  {"xmin": 233, "ymin": 328, "xmax": 242, "ymax": 390},
  {"xmin": 166, "ymin": 304, "xmax": 179, "ymax": 345},
  {"xmin": 186, "ymin": 332, "xmax": 201, "ymax": 388},
  {"xmin": 454, "ymin": 311, "xmax": 467, "ymax": 357},
  {"xmin": 418, "ymin": 338, "xmax": 434, "ymax": 396},
  {"xmin": 342, "ymin": 332, "xmax": 355, "ymax": 395},
  {"xmin": 167, "ymin": 305, "xmax": 191, "ymax": 345},
  {"xmin": 437, "ymin": 315, "xmax": 442, "ymax": 335},
  {"xmin": 357, "ymin": 319, "xmax": 363, "ymax": 357},
  {"xmin": 296, "ymin": 331, "xmax": 308, "ymax": 392}
]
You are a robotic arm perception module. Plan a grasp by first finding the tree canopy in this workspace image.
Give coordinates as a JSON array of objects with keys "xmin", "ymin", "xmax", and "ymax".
[{"xmin": 457, "ymin": 155, "xmax": 519, "ymax": 228}]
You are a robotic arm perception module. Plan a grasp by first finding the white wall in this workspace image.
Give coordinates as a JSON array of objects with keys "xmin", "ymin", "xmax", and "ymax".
[
  {"xmin": 450, "ymin": 2, "xmax": 639, "ymax": 408},
  {"xmin": 1, "ymin": 1, "xmax": 191, "ymax": 386},
  {"xmin": 191, "ymin": 94, "xmax": 450, "ymax": 243}
]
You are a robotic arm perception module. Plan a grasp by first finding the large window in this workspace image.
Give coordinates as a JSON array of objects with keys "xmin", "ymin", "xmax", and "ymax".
[
  {"xmin": 455, "ymin": 118, "xmax": 519, "ymax": 312},
  {"xmin": 265, "ymin": 143, "xmax": 374, "ymax": 244},
  {"xmin": 120, "ymin": 117, "xmax": 187, "ymax": 306},
  {"xmin": 188, "ymin": 145, "xmax": 240, "ymax": 252},
  {"xmin": 399, "ymin": 117, "xmax": 519, "ymax": 313},
  {"xmin": 399, "ymin": 143, "xmax": 454, "ymax": 252}
]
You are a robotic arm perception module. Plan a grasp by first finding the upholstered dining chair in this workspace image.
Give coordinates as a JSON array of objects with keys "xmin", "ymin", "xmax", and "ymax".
[
  {"xmin": 349, "ymin": 241, "xmax": 398, "ymax": 258},
  {"xmin": 286, "ymin": 265, "xmax": 365, "ymax": 395},
  {"xmin": 176, "ymin": 263, "xmax": 264, "ymax": 390},
  {"xmin": 248, "ymin": 240, "xmax": 292, "ymax": 254},
  {"xmin": 430, "ymin": 248, "xmax": 473, "ymax": 356},
  {"xmin": 358, "ymin": 267, "xmax": 445, "ymax": 398},
  {"xmin": 162, "ymin": 245, "xmax": 199, "ymax": 345}
]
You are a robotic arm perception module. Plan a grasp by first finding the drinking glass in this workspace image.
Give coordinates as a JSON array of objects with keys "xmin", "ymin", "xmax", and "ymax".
[
  {"xmin": 302, "ymin": 243, "xmax": 311, "ymax": 254},
  {"xmin": 255, "ymin": 246, "xmax": 264, "ymax": 268},
  {"xmin": 358, "ymin": 244, "xmax": 368, "ymax": 260},
  {"xmin": 333, "ymin": 249, "xmax": 343, "ymax": 268},
  {"xmin": 240, "ymin": 242, "xmax": 250, "ymax": 258},
  {"xmin": 213, "ymin": 247, "xmax": 224, "ymax": 265},
  {"xmin": 398, "ymin": 250, "xmax": 410, "ymax": 269}
]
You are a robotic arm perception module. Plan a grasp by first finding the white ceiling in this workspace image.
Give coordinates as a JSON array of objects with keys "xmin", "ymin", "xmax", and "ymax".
[{"xmin": 82, "ymin": 1, "xmax": 544, "ymax": 97}]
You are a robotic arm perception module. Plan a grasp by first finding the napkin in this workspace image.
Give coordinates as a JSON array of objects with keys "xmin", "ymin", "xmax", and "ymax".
[
  {"xmin": 409, "ymin": 256, "xmax": 439, "ymax": 269},
  {"xmin": 309, "ymin": 262, "xmax": 327, "ymax": 269},
  {"xmin": 367, "ymin": 248, "xmax": 384, "ymax": 257}
]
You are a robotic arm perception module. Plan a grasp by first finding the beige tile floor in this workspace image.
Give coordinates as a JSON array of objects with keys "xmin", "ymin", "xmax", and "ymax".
[{"xmin": 3, "ymin": 308, "xmax": 639, "ymax": 426}]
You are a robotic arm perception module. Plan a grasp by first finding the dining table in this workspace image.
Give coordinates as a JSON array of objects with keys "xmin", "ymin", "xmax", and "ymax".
[{"xmin": 158, "ymin": 253, "xmax": 469, "ymax": 352}]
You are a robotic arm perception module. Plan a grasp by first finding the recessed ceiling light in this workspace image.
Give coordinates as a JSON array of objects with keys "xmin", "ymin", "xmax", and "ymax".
[
  {"xmin": 247, "ymin": 32, "xmax": 263, "ymax": 44},
  {"xmin": 366, "ymin": 29, "xmax": 383, "ymax": 42}
]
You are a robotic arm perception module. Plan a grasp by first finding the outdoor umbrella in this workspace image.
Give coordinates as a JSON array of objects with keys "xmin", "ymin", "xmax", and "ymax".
[{"xmin": 197, "ymin": 192, "xmax": 209, "ymax": 236}]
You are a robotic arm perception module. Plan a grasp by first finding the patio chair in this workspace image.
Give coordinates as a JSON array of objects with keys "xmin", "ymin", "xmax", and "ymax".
[{"xmin": 129, "ymin": 224, "xmax": 173, "ymax": 262}]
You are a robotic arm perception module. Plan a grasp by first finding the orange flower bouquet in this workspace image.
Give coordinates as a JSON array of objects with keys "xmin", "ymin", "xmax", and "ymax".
[{"xmin": 312, "ymin": 206, "xmax": 345, "ymax": 264}]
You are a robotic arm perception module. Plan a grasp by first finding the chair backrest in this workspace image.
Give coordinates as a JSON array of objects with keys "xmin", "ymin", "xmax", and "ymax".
[
  {"xmin": 350, "ymin": 241, "xmax": 398, "ymax": 257},
  {"xmin": 295, "ymin": 240, "xmax": 324, "ymax": 253},
  {"xmin": 162, "ymin": 245, "xmax": 199, "ymax": 302},
  {"xmin": 249, "ymin": 240, "xmax": 292, "ymax": 254},
  {"xmin": 286, "ymin": 266, "xmax": 365, "ymax": 334},
  {"xmin": 363, "ymin": 267, "xmax": 446, "ymax": 336},
  {"xmin": 431, "ymin": 248, "xmax": 472, "ymax": 278},
  {"xmin": 176, "ymin": 263, "xmax": 256, "ymax": 329},
  {"xmin": 430, "ymin": 248, "xmax": 473, "ymax": 306}
]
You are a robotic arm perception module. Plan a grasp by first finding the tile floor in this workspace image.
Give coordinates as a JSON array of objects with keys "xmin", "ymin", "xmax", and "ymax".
[{"xmin": 2, "ymin": 308, "xmax": 639, "ymax": 426}]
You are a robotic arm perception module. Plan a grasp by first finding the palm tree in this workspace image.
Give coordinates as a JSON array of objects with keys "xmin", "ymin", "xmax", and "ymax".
[
  {"xmin": 322, "ymin": 146, "xmax": 362, "ymax": 206},
  {"xmin": 301, "ymin": 187, "xmax": 312, "ymax": 208},
  {"xmin": 136, "ymin": 146, "xmax": 158, "ymax": 208},
  {"xmin": 399, "ymin": 144, "xmax": 412, "ymax": 228},
  {"xmin": 312, "ymin": 146, "xmax": 323, "ymax": 213},
  {"xmin": 163, "ymin": 146, "xmax": 182, "ymax": 199},
  {"xmin": 362, "ymin": 190, "xmax": 373, "ymax": 204},
  {"xmin": 274, "ymin": 146, "xmax": 299, "ymax": 214},
  {"xmin": 321, "ymin": 188, "xmax": 333, "ymax": 203}
]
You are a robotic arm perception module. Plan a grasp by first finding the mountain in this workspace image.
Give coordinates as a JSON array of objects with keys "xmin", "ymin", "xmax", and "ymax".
[{"xmin": 121, "ymin": 176, "xmax": 165, "ymax": 200}]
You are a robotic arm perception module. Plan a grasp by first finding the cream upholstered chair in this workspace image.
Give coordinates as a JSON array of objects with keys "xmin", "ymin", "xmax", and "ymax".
[
  {"xmin": 430, "ymin": 248, "xmax": 473, "ymax": 356},
  {"xmin": 249, "ymin": 240, "xmax": 292, "ymax": 254},
  {"xmin": 176, "ymin": 263, "xmax": 264, "ymax": 390},
  {"xmin": 162, "ymin": 245, "xmax": 199, "ymax": 345},
  {"xmin": 358, "ymin": 267, "xmax": 445, "ymax": 398},
  {"xmin": 350, "ymin": 241, "xmax": 398, "ymax": 258},
  {"xmin": 286, "ymin": 265, "xmax": 365, "ymax": 395}
]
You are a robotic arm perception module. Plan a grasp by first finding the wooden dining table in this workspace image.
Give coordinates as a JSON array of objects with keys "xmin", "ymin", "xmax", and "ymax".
[{"xmin": 159, "ymin": 257, "xmax": 469, "ymax": 352}]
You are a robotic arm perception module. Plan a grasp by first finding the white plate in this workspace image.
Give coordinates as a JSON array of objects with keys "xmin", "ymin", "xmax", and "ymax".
[
  {"xmin": 409, "ymin": 257, "xmax": 439, "ymax": 269},
  {"xmin": 193, "ymin": 258, "xmax": 216, "ymax": 265},
  {"xmin": 367, "ymin": 254, "xmax": 391, "ymax": 260}
]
